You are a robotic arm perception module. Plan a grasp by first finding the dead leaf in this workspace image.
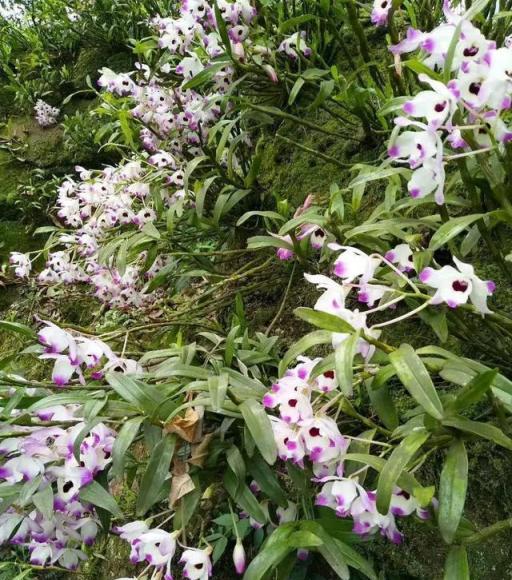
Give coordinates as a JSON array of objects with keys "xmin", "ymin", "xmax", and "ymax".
[
  {"xmin": 169, "ymin": 472, "xmax": 195, "ymax": 507},
  {"xmin": 165, "ymin": 407, "xmax": 203, "ymax": 443},
  {"xmin": 189, "ymin": 431, "xmax": 216, "ymax": 467}
]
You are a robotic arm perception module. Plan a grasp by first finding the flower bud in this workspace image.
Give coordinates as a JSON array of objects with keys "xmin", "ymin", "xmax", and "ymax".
[{"xmin": 233, "ymin": 539, "xmax": 246, "ymax": 575}]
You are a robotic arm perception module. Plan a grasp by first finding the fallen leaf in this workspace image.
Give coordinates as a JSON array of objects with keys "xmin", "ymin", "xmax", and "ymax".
[
  {"xmin": 165, "ymin": 407, "xmax": 203, "ymax": 443},
  {"xmin": 189, "ymin": 432, "xmax": 216, "ymax": 467},
  {"xmin": 169, "ymin": 472, "xmax": 195, "ymax": 507}
]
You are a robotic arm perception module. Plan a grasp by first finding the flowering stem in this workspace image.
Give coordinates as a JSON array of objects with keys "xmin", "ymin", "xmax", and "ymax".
[
  {"xmin": 275, "ymin": 133, "xmax": 354, "ymax": 168},
  {"xmin": 228, "ymin": 500, "xmax": 241, "ymax": 541},
  {"xmin": 462, "ymin": 517, "xmax": 512, "ymax": 545},
  {"xmin": 444, "ymin": 147, "xmax": 494, "ymax": 161},
  {"xmin": 265, "ymin": 262, "xmax": 296, "ymax": 336},
  {"xmin": 371, "ymin": 299, "xmax": 433, "ymax": 330}
]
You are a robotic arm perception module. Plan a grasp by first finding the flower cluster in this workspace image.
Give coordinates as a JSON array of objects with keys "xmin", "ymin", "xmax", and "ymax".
[
  {"xmin": 262, "ymin": 238, "xmax": 495, "ymax": 542},
  {"xmin": 38, "ymin": 321, "xmax": 141, "ymax": 385},
  {"xmin": 311, "ymin": 242, "xmax": 494, "ymax": 318},
  {"xmin": 388, "ymin": 1, "xmax": 512, "ymax": 203},
  {"xmin": 316, "ymin": 478, "xmax": 429, "ymax": 543},
  {"xmin": 0, "ymin": 415, "xmax": 115, "ymax": 569},
  {"xmin": 263, "ymin": 355, "xmax": 349, "ymax": 479},
  {"xmin": 116, "ymin": 521, "xmax": 213, "ymax": 579},
  {"xmin": 11, "ymin": 158, "xmax": 178, "ymax": 308},
  {"xmin": 34, "ymin": 99, "xmax": 60, "ymax": 127}
]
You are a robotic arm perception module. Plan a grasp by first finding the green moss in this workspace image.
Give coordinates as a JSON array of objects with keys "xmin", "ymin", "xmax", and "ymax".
[
  {"xmin": 0, "ymin": 85, "xmax": 18, "ymax": 119},
  {"xmin": 3, "ymin": 115, "xmax": 69, "ymax": 168},
  {"xmin": 0, "ymin": 150, "xmax": 32, "ymax": 208}
]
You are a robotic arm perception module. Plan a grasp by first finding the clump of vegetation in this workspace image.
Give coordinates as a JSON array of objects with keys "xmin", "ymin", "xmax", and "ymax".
[{"xmin": 1, "ymin": 1, "xmax": 512, "ymax": 579}]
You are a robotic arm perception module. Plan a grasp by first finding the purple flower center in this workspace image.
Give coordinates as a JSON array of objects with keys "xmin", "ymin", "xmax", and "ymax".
[{"xmin": 452, "ymin": 280, "xmax": 469, "ymax": 293}]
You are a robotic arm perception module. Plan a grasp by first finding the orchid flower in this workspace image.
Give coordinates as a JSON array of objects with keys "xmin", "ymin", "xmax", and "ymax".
[{"xmin": 419, "ymin": 257, "xmax": 495, "ymax": 313}]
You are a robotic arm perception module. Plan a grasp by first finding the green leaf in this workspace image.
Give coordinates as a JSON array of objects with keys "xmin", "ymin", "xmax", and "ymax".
[
  {"xmin": 79, "ymin": 481, "xmax": 122, "ymax": 518},
  {"xmin": 247, "ymin": 235, "xmax": 294, "ymax": 252},
  {"xmin": 335, "ymin": 331, "xmax": 359, "ymax": 397},
  {"xmin": 213, "ymin": 0, "xmax": 232, "ymax": 57},
  {"xmin": 376, "ymin": 431, "xmax": 430, "ymax": 514},
  {"xmin": 279, "ymin": 14, "xmax": 316, "ymax": 32},
  {"xmin": 309, "ymin": 79, "xmax": 335, "ymax": 110},
  {"xmin": 33, "ymin": 485, "xmax": 53, "ymax": 521},
  {"xmin": 73, "ymin": 418, "xmax": 102, "ymax": 463},
  {"xmin": 294, "ymin": 307, "xmax": 355, "ymax": 334},
  {"xmin": 247, "ymin": 453, "xmax": 288, "ymax": 508},
  {"xmin": 438, "ymin": 440, "xmax": 468, "ymax": 544},
  {"xmin": 452, "ymin": 369, "xmax": 497, "ymax": 412},
  {"xmin": 443, "ymin": 545, "xmax": 470, "ymax": 580},
  {"xmin": 182, "ymin": 61, "xmax": 229, "ymax": 90},
  {"xmin": 0, "ymin": 321, "xmax": 36, "ymax": 338},
  {"xmin": 224, "ymin": 325, "xmax": 240, "ymax": 367},
  {"xmin": 226, "ymin": 445, "xmax": 246, "ymax": 496},
  {"xmin": 389, "ymin": 344, "xmax": 443, "ymax": 420},
  {"xmin": 343, "ymin": 453, "xmax": 425, "ymax": 499},
  {"xmin": 236, "ymin": 211, "xmax": 285, "ymax": 227},
  {"xmin": 349, "ymin": 166, "xmax": 410, "ymax": 189},
  {"xmin": 239, "ymin": 399, "xmax": 277, "ymax": 464},
  {"xmin": 334, "ymin": 539, "xmax": 378, "ymax": 579},
  {"xmin": 288, "ymin": 77, "xmax": 305, "ymax": 105},
  {"xmin": 136, "ymin": 434, "xmax": 176, "ymax": 516},
  {"xmin": 279, "ymin": 330, "xmax": 333, "ymax": 376},
  {"xmin": 317, "ymin": 537, "xmax": 350, "ymax": 580},
  {"xmin": 366, "ymin": 379, "xmax": 399, "ymax": 431},
  {"xmin": 428, "ymin": 214, "xmax": 485, "ymax": 251},
  {"xmin": 208, "ymin": 374, "xmax": 229, "ymax": 412},
  {"xmin": 442, "ymin": 416, "xmax": 512, "ymax": 450},
  {"xmin": 224, "ymin": 467, "xmax": 266, "ymax": 523},
  {"xmin": 243, "ymin": 538, "xmax": 292, "ymax": 580},
  {"xmin": 278, "ymin": 212, "xmax": 325, "ymax": 236},
  {"xmin": 111, "ymin": 416, "xmax": 144, "ymax": 479},
  {"xmin": 106, "ymin": 372, "xmax": 163, "ymax": 415}
]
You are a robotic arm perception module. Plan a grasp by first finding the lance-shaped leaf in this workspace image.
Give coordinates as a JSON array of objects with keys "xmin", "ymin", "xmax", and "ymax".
[
  {"xmin": 442, "ymin": 417, "xmax": 512, "ymax": 451},
  {"xmin": 439, "ymin": 440, "xmax": 468, "ymax": 544},
  {"xmin": 136, "ymin": 434, "xmax": 176, "ymax": 516},
  {"xmin": 335, "ymin": 331, "xmax": 360, "ymax": 396},
  {"xmin": 443, "ymin": 545, "xmax": 470, "ymax": 580},
  {"xmin": 294, "ymin": 307, "xmax": 355, "ymax": 334},
  {"xmin": 428, "ymin": 213, "xmax": 485, "ymax": 251},
  {"xmin": 376, "ymin": 431, "xmax": 430, "ymax": 514},
  {"xmin": 451, "ymin": 369, "xmax": 497, "ymax": 412},
  {"xmin": 79, "ymin": 481, "xmax": 122, "ymax": 518},
  {"xmin": 247, "ymin": 453, "xmax": 288, "ymax": 508},
  {"xmin": 111, "ymin": 416, "xmax": 144, "ymax": 479},
  {"xmin": 224, "ymin": 467, "xmax": 266, "ymax": 524},
  {"xmin": 239, "ymin": 399, "xmax": 277, "ymax": 464},
  {"xmin": 390, "ymin": 344, "xmax": 443, "ymax": 420},
  {"xmin": 279, "ymin": 330, "xmax": 333, "ymax": 376}
]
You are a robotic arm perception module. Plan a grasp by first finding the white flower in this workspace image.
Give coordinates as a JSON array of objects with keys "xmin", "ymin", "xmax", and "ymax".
[
  {"xmin": 180, "ymin": 548, "xmax": 212, "ymax": 580},
  {"xmin": 371, "ymin": 0, "xmax": 391, "ymax": 26},
  {"xmin": 385, "ymin": 243, "xmax": 415, "ymax": 272},
  {"xmin": 419, "ymin": 257, "xmax": 495, "ymax": 313},
  {"xmin": 402, "ymin": 74, "xmax": 458, "ymax": 128},
  {"xmin": 328, "ymin": 245, "xmax": 379, "ymax": 284},
  {"xmin": 9, "ymin": 252, "xmax": 31, "ymax": 277}
]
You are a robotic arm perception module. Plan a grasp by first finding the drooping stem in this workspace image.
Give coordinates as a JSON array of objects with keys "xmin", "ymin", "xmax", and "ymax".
[{"xmin": 462, "ymin": 517, "xmax": 512, "ymax": 545}]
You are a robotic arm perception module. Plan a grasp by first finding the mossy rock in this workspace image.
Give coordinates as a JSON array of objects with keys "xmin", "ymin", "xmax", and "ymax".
[
  {"xmin": 3, "ymin": 115, "xmax": 68, "ymax": 168},
  {"xmin": 0, "ymin": 150, "xmax": 32, "ymax": 209}
]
